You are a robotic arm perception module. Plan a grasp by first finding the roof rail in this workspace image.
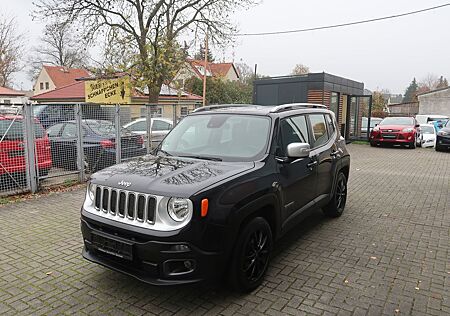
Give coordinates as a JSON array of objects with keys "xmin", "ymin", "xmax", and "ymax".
[
  {"xmin": 270, "ymin": 103, "xmax": 327, "ymax": 113},
  {"xmin": 193, "ymin": 104, "xmax": 253, "ymax": 113}
]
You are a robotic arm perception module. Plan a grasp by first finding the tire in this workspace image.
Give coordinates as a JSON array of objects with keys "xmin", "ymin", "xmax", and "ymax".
[
  {"xmin": 323, "ymin": 172, "xmax": 348, "ymax": 218},
  {"xmin": 408, "ymin": 141, "xmax": 416, "ymax": 149},
  {"xmin": 229, "ymin": 217, "xmax": 273, "ymax": 293},
  {"xmin": 435, "ymin": 144, "xmax": 444, "ymax": 152},
  {"xmin": 370, "ymin": 141, "xmax": 376, "ymax": 147}
]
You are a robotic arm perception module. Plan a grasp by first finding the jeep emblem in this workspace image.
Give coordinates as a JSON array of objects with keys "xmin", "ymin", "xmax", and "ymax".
[{"xmin": 118, "ymin": 180, "xmax": 132, "ymax": 188}]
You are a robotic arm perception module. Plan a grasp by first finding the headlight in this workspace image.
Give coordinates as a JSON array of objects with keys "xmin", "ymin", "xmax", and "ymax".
[
  {"xmin": 438, "ymin": 130, "xmax": 449, "ymax": 136},
  {"xmin": 167, "ymin": 198, "xmax": 192, "ymax": 222},
  {"xmin": 402, "ymin": 128, "xmax": 414, "ymax": 133},
  {"xmin": 87, "ymin": 183, "xmax": 96, "ymax": 201}
]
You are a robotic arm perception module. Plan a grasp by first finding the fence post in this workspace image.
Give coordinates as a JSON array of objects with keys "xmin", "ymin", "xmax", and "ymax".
[
  {"xmin": 115, "ymin": 104, "xmax": 122, "ymax": 164},
  {"xmin": 146, "ymin": 104, "xmax": 154, "ymax": 153},
  {"xmin": 172, "ymin": 103, "xmax": 177, "ymax": 126},
  {"xmin": 75, "ymin": 104, "xmax": 85, "ymax": 182},
  {"xmin": 23, "ymin": 103, "xmax": 38, "ymax": 193}
]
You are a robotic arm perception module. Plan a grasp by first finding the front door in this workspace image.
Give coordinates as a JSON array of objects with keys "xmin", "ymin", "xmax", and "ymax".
[
  {"xmin": 276, "ymin": 115, "xmax": 317, "ymax": 227},
  {"xmin": 346, "ymin": 95, "xmax": 373, "ymax": 141}
]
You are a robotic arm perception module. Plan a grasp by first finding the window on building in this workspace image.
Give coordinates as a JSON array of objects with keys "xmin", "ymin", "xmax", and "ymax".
[
  {"xmin": 45, "ymin": 82, "xmax": 50, "ymax": 90},
  {"xmin": 330, "ymin": 92, "xmax": 339, "ymax": 120},
  {"xmin": 3, "ymin": 100, "xmax": 11, "ymax": 104},
  {"xmin": 180, "ymin": 107, "xmax": 189, "ymax": 117},
  {"xmin": 40, "ymin": 82, "xmax": 44, "ymax": 90}
]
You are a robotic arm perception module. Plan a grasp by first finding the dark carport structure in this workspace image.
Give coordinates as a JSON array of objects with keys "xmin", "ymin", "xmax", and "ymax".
[{"xmin": 253, "ymin": 72, "xmax": 372, "ymax": 140}]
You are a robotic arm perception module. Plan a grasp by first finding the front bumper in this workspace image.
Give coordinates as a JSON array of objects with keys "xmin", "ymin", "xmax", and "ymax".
[
  {"xmin": 436, "ymin": 135, "xmax": 450, "ymax": 149},
  {"xmin": 81, "ymin": 214, "xmax": 224, "ymax": 286},
  {"xmin": 370, "ymin": 132, "xmax": 415, "ymax": 144}
]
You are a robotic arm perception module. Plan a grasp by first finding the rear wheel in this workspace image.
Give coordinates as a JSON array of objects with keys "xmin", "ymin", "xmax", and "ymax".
[
  {"xmin": 370, "ymin": 141, "xmax": 376, "ymax": 147},
  {"xmin": 229, "ymin": 217, "xmax": 273, "ymax": 293},
  {"xmin": 323, "ymin": 172, "xmax": 347, "ymax": 218}
]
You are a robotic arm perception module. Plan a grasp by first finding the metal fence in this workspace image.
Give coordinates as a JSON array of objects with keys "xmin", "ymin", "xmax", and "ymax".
[{"xmin": 0, "ymin": 103, "xmax": 191, "ymax": 197}]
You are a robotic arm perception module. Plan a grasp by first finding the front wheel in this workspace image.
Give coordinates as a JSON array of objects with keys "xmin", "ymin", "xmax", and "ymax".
[
  {"xmin": 323, "ymin": 172, "xmax": 348, "ymax": 217},
  {"xmin": 229, "ymin": 217, "xmax": 273, "ymax": 292}
]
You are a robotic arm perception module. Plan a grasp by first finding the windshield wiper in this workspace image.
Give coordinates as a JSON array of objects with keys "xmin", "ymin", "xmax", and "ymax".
[
  {"xmin": 156, "ymin": 148, "xmax": 172, "ymax": 156},
  {"xmin": 179, "ymin": 155, "xmax": 222, "ymax": 161}
]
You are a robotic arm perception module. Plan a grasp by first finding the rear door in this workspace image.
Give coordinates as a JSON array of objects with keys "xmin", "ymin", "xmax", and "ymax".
[{"xmin": 308, "ymin": 113, "xmax": 339, "ymax": 199}]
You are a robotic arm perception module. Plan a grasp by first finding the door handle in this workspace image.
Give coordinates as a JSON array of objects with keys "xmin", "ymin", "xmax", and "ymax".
[
  {"xmin": 307, "ymin": 161, "xmax": 318, "ymax": 169},
  {"xmin": 330, "ymin": 150, "xmax": 340, "ymax": 157}
]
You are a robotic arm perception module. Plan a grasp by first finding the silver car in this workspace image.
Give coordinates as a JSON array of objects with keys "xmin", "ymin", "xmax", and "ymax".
[{"xmin": 123, "ymin": 118, "xmax": 173, "ymax": 146}]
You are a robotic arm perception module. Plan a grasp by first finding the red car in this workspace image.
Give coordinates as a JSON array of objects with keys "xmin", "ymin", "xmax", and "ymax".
[
  {"xmin": 0, "ymin": 115, "xmax": 52, "ymax": 184},
  {"xmin": 370, "ymin": 116, "xmax": 420, "ymax": 148}
]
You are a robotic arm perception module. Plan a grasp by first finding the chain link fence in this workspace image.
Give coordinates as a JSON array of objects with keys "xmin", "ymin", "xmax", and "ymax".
[{"xmin": 0, "ymin": 102, "xmax": 194, "ymax": 197}]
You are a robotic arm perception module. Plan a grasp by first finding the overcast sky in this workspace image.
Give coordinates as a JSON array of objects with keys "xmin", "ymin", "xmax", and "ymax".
[{"xmin": 4, "ymin": 0, "xmax": 450, "ymax": 94}]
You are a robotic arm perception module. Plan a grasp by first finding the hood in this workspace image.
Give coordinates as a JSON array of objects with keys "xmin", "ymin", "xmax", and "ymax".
[
  {"xmin": 378, "ymin": 124, "xmax": 413, "ymax": 131},
  {"xmin": 90, "ymin": 155, "xmax": 255, "ymax": 197}
]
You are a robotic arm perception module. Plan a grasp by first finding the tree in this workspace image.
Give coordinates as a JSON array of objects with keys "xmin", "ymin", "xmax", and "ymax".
[
  {"xmin": 436, "ymin": 76, "xmax": 449, "ymax": 89},
  {"xmin": 28, "ymin": 21, "xmax": 90, "ymax": 81},
  {"xmin": 34, "ymin": 0, "xmax": 256, "ymax": 103},
  {"xmin": 0, "ymin": 16, "xmax": 24, "ymax": 87},
  {"xmin": 194, "ymin": 43, "xmax": 214, "ymax": 62},
  {"xmin": 185, "ymin": 77, "xmax": 252, "ymax": 104},
  {"xmin": 291, "ymin": 64, "xmax": 309, "ymax": 76},
  {"xmin": 418, "ymin": 73, "xmax": 440, "ymax": 94},
  {"xmin": 403, "ymin": 78, "xmax": 418, "ymax": 102},
  {"xmin": 372, "ymin": 90, "xmax": 385, "ymax": 112}
]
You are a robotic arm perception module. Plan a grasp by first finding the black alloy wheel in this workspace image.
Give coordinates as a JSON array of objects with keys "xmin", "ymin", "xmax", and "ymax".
[
  {"xmin": 229, "ymin": 217, "xmax": 273, "ymax": 292},
  {"xmin": 323, "ymin": 172, "xmax": 348, "ymax": 217}
]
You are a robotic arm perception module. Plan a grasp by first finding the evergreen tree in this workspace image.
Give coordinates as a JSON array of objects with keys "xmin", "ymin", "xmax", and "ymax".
[
  {"xmin": 403, "ymin": 78, "xmax": 419, "ymax": 102},
  {"xmin": 194, "ymin": 44, "xmax": 215, "ymax": 62}
]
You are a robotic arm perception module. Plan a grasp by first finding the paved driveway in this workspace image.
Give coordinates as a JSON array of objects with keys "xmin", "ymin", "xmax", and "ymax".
[{"xmin": 1, "ymin": 145, "xmax": 449, "ymax": 315}]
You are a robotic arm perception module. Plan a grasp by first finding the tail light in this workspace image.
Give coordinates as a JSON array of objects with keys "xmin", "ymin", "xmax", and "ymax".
[{"xmin": 100, "ymin": 139, "xmax": 115, "ymax": 149}]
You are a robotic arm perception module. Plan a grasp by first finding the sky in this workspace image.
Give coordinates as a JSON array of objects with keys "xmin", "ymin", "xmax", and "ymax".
[{"xmin": 3, "ymin": 0, "xmax": 450, "ymax": 94}]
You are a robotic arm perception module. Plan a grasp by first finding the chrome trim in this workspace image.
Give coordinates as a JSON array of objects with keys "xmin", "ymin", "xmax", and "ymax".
[{"xmin": 85, "ymin": 184, "xmax": 193, "ymax": 232}]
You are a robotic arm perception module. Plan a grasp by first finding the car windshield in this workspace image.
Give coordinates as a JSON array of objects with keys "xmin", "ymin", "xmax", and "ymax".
[
  {"xmin": 379, "ymin": 117, "xmax": 414, "ymax": 126},
  {"xmin": 160, "ymin": 114, "xmax": 271, "ymax": 162},
  {"xmin": 420, "ymin": 126, "xmax": 435, "ymax": 134},
  {"xmin": 0, "ymin": 119, "xmax": 45, "ymax": 139}
]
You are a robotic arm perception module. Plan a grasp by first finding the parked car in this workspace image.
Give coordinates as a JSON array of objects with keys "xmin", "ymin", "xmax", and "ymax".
[
  {"xmin": 436, "ymin": 119, "xmax": 450, "ymax": 152},
  {"xmin": 361, "ymin": 117, "xmax": 383, "ymax": 137},
  {"xmin": 46, "ymin": 119, "xmax": 145, "ymax": 172},
  {"xmin": 415, "ymin": 114, "xmax": 449, "ymax": 125},
  {"xmin": 370, "ymin": 116, "xmax": 420, "ymax": 148},
  {"xmin": 419, "ymin": 124, "xmax": 436, "ymax": 148},
  {"xmin": 0, "ymin": 115, "xmax": 52, "ymax": 185},
  {"xmin": 123, "ymin": 117, "xmax": 173, "ymax": 145},
  {"xmin": 80, "ymin": 103, "xmax": 350, "ymax": 292}
]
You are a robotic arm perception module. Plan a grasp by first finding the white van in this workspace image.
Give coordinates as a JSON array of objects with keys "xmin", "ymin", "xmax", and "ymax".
[{"xmin": 415, "ymin": 114, "xmax": 449, "ymax": 125}]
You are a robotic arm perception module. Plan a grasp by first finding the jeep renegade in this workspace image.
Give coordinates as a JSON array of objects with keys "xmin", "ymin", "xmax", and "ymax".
[{"xmin": 81, "ymin": 104, "xmax": 350, "ymax": 292}]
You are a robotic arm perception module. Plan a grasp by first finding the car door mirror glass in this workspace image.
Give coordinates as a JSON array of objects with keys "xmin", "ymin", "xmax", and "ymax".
[{"xmin": 286, "ymin": 143, "xmax": 310, "ymax": 158}]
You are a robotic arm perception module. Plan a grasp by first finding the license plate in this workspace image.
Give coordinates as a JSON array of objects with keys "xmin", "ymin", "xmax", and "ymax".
[{"xmin": 92, "ymin": 233, "xmax": 133, "ymax": 260}]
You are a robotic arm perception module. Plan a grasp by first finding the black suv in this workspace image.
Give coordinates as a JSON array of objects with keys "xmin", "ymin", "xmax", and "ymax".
[{"xmin": 81, "ymin": 104, "xmax": 350, "ymax": 292}]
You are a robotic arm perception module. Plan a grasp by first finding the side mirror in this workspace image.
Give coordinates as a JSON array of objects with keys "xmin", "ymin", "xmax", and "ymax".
[
  {"xmin": 375, "ymin": 124, "xmax": 379, "ymax": 127},
  {"xmin": 286, "ymin": 143, "xmax": 310, "ymax": 159},
  {"xmin": 415, "ymin": 124, "xmax": 420, "ymax": 128}
]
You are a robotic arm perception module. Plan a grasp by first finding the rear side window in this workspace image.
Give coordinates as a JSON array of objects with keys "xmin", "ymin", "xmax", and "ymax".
[
  {"xmin": 128, "ymin": 121, "xmax": 146, "ymax": 132},
  {"xmin": 309, "ymin": 114, "xmax": 330, "ymax": 148},
  {"xmin": 47, "ymin": 123, "xmax": 64, "ymax": 137}
]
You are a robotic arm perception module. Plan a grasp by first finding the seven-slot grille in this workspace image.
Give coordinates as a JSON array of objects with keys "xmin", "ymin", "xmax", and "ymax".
[{"xmin": 94, "ymin": 186, "xmax": 156, "ymax": 224}]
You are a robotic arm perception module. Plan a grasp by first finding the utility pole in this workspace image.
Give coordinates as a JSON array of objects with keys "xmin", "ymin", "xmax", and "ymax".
[{"xmin": 202, "ymin": 28, "xmax": 209, "ymax": 107}]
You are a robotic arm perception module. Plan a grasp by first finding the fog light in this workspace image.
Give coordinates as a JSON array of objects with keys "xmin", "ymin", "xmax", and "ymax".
[{"xmin": 184, "ymin": 260, "xmax": 192, "ymax": 269}]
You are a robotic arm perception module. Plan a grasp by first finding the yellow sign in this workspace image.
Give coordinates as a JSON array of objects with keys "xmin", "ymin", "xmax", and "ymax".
[{"xmin": 85, "ymin": 76, "xmax": 132, "ymax": 104}]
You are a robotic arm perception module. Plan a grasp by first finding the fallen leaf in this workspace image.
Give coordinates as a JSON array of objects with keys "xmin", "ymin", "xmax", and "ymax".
[
  {"xmin": 46, "ymin": 271, "xmax": 53, "ymax": 276},
  {"xmin": 415, "ymin": 287, "xmax": 420, "ymax": 290},
  {"xmin": 370, "ymin": 256, "xmax": 377, "ymax": 260},
  {"xmin": 395, "ymin": 309, "xmax": 400, "ymax": 313},
  {"xmin": 344, "ymin": 279, "xmax": 349, "ymax": 284}
]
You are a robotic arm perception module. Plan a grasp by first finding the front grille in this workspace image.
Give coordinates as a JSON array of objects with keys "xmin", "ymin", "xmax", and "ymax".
[
  {"xmin": 381, "ymin": 133, "xmax": 398, "ymax": 139},
  {"xmin": 94, "ymin": 186, "xmax": 156, "ymax": 224}
]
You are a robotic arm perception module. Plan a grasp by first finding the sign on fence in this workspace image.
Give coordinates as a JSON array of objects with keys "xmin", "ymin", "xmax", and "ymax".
[{"xmin": 85, "ymin": 76, "xmax": 132, "ymax": 104}]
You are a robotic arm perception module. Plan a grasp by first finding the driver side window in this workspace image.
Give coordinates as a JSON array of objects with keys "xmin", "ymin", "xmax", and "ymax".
[{"xmin": 278, "ymin": 115, "xmax": 310, "ymax": 156}]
